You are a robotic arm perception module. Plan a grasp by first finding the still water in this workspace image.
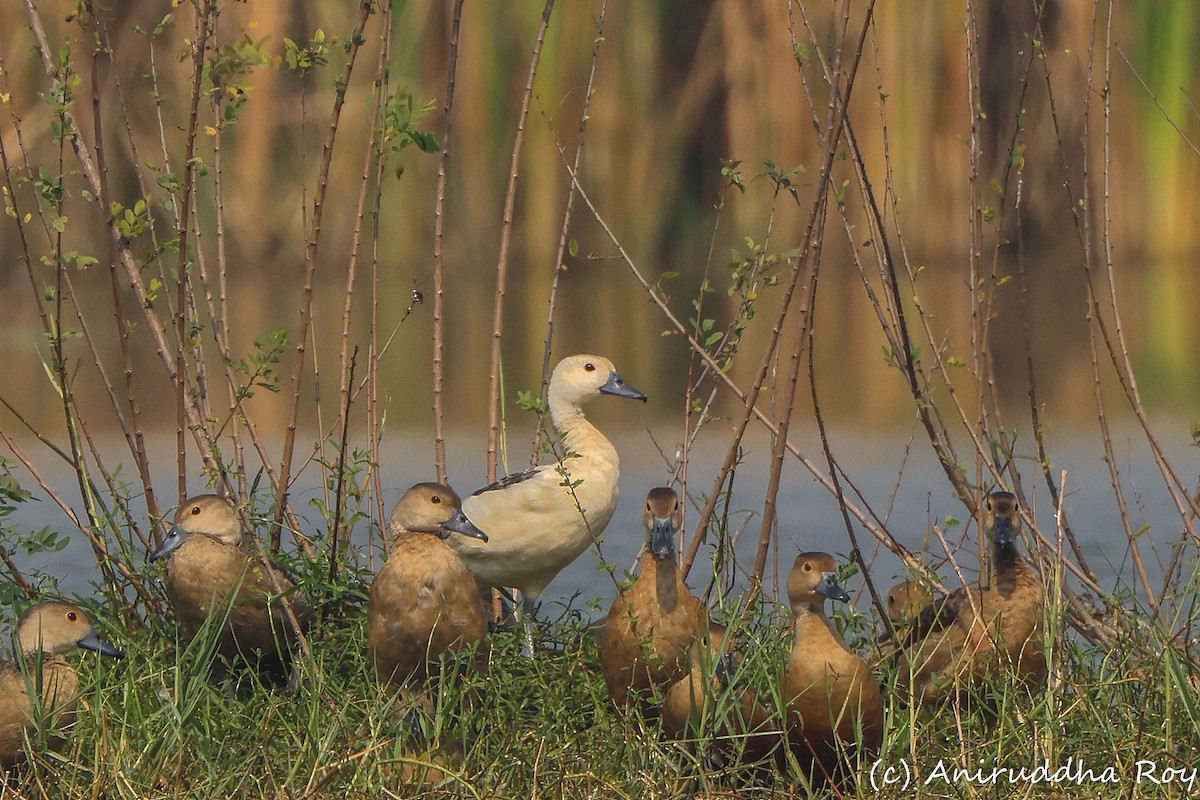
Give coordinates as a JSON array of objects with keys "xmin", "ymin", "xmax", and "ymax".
[{"xmin": 5, "ymin": 419, "xmax": 1196, "ymax": 622}]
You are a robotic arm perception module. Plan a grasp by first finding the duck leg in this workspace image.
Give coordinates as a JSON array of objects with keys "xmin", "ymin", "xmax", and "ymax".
[{"xmin": 520, "ymin": 594, "xmax": 539, "ymax": 658}]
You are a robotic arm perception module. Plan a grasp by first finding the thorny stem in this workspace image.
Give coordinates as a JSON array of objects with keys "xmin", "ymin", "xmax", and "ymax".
[
  {"xmin": 556, "ymin": 159, "xmax": 926, "ymax": 580},
  {"xmin": 89, "ymin": 17, "xmax": 161, "ymax": 541},
  {"xmin": 431, "ymin": 0, "xmax": 466, "ymax": 485},
  {"xmin": 688, "ymin": 0, "xmax": 876, "ymax": 585},
  {"xmin": 274, "ymin": 3, "xmax": 374, "ymax": 550},
  {"xmin": 174, "ymin": 1, "xmax": 217, "ymax": 503},
  {"xmin": 487, "ymin": 0, "xmax": 556, "ymax": 484},
  {"xmin": 366, "ymin": 3, "xmax": 394, "ymax": 560},
  {"xmin": 533, "ymin": 0, "xmax": 608, "ymax": 467},
  {"xmin": 20, "ymin": 0, "xmax": 224, "ymax": 488}
]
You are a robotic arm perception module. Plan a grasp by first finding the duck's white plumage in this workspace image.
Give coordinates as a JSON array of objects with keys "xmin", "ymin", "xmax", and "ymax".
[{"xmin": 449, "ymin": 355, "xmax": 645, "ymax": 601}]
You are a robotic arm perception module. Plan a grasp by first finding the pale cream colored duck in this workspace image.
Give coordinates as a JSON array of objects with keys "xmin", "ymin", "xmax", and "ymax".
[
  {"xmin": 898, "ymin": 491, "xmax": 1046, "ymax": 707},
  {"xmin": 1, "ymin": 601, "xmax": 123, "ymax": 772},
  {"xmin": 600, "ymin": 487, "xmax": 708, "ymax": 712},
  {"xmin": 368, "ymin": 482, "xmax": 489, "ymax": 686},
  {"xmin": 783, "ymin": 552, "xmax": 883, "ymax": 789},
  {"xmin": 450, "ymin": 355, "xmax": 646, "ymax": 654},
  {"xmin": 149, "ymin": 494, "xmax": 311, "ymax": 682}
]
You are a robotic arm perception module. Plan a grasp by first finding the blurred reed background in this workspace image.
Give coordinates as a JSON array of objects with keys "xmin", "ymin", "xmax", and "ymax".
[
  {"xmin": 0, "ymin": 0, "xmax": 1196, "ymax": 438},
  {"xmin": 1, "ymin": 0, "xmax": 1199, "ymax": 629}
]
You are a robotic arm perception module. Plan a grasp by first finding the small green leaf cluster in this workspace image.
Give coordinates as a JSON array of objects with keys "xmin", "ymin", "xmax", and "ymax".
[{"xmin": 283, "ymin": 29, "xmax": 330, "ymax": 76}]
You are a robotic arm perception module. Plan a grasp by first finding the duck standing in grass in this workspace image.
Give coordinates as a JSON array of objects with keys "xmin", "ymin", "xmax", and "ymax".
[
  {"xmin": 1, "ymin": 601, "xmax": 124, "ymax": 772},
  {"xmin": 662, "ymin": 628, "xmax": 778, "ymax": 767},
  {"xmin": 601, "ymin": 487, "xmax": 709, "ymax": 713},
  {"xmin": 886, "ymin": 579, "xmax": 934, "ymax": 634},
  {"xmin": 368, "ymin": 482, "xmax": 490, "ymax": 687},
  {"xmin": 149, "ymin": 494, "xmax": 311, "ymax": 683},
  {"xmin": 450, "ymin": 355, "xmax": 646, "ymax": 654},
  {"xmin": 898, "ymin": 491, "xmax": 1046, "ymax": 707},
  {"xmin": 782, "ymin": 552, "xmax": 883, "ymax": 789},
  {"xmin": 875, "ymin": 578, "xmax": 936, "ymax": 652}
]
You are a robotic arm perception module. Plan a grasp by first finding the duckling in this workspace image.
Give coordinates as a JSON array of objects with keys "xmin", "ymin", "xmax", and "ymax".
[
  {"xmin": 149, "ymin": 494, "xmax": 311, "ymax": 683},
  {"xmin": 601, "ymin": 487, "xmax": 708, "ymax": 713},
  {"xmin": 782, "ymin": 552, "xmax": 883, "ymax": 789},
  {"xmin": 898, "ymin": 491, "xmax": 1046, "ymax": 707},
  {"xmin": 1, "ymin": 601, "xmax": 123, "ymax": 772},
  {"xmin": 662, "ymin": 629, "xmax": 778, "ymax": 767},
  {"xmin": 450, "ymin": 355, "xmax": 646, "ymax": 654},
  {"xmin": 887, "ymin": 579, "xmax": 934, "ymax": 632},
  {"xmin": 368, "ymin": 483, "xmax": 489, "ymax": 686}
]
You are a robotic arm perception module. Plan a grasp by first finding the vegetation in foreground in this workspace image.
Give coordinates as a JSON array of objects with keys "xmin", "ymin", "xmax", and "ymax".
[
  {"xmin": 4, "ymin": 581, "xmax": 1199, "ymax": 799},
  {"xmin": 3, "ymin": 1, "xmax": 1200, "ymax": 797}
]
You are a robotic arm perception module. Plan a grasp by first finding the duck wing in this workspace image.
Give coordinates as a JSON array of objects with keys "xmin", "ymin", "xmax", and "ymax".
[
  {"xmin": 471, "ymin": 466, "xmax": 547, "ymax": 496},
  {"xmin": 904, "ymin": 592, "xmax": 963, "ymax": 645}
]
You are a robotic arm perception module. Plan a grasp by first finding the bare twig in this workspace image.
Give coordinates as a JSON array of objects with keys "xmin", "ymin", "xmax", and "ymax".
[
  {"xmin": 533, "ymin": 0, "xmax": 608, "ymax": 466},
  {"xmin": 486, "ymin": 0, "xmax": 556, "ymax": 483},
  {"xmin": 274, "ymin": 3, "xmax": 375, "ymax": 549},
  {"xmin": 431, "ymin": 0, "xmax": 466, "ymax": 485}
]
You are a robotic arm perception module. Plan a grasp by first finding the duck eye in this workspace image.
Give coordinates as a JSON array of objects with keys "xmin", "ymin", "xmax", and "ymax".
[
  {"xmin": 802, "ymin": 562, "xmax": 812, "ymax": 572},
  {"xmin": 66, "ymin": 611, "xmax": 78, "ymax": 622},
  {"xmin": 584, "ymin": 362, "xmax": 595, "ymax": 372},
  {"xmin": 190, "ymin": 506, "xmax": 201, "ymax": 515},
  {"xmin": 431, "ymin": 495, "xmax": 442, "ymax": 504}
]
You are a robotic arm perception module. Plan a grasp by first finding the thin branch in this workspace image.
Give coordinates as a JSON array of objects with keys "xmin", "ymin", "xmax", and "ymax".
[
  {"xmin": 273, "ymin": 3, "xmax": 375, "ymax": 549},
  {"xmin": 486, "ymin": 0, "xmax": 556, "ymax": 483},
  {"xmin": 431, "ymin": 0, "xmax": 466, "ymax": 485}
]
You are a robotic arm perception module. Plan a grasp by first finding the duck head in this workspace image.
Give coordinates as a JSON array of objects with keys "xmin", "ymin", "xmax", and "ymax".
[
  {"xmin": 16, "ymin": 601, "xmax": 125, "ymax": 659},
  {"xmin": 389, "ymin": 482, "xmax": 488, "ymax": 542},
  {"xmin": 787, "ymin": 551, "xmax": 850, "ymax": 614},
  {"xmin": 150, "ymin": 494, "xmax": 242, "ymax": 562},
  {"xmin": 643, "ymin": 487, "xmax": 682, "ymax": 559},
  {"xmin": 986, "ymin": 491, "xmax": 1020, "ymax": 556},
  {"xmin": 548, "ymin": 355, "xmax": 647, "ymax": 417},
  {"xmin": 887, "ymin": 579, "xmax": 933, "ymax": 625}
]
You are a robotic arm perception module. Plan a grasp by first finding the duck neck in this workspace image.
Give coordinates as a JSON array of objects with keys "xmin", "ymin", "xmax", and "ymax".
[
  {"xmin": 792, "ymin": 602, "xmax": 839, "ymax": 644},
  {"xmin": 552, "ymin": 404, "xmax": 598, "ymax": 444},
  {"xmin": 992, "ymin": 540, "xmax": 1021, "ymax": 588},
  {"xmin": 13, "ymin": 636, "xmax": 69, "ymax": 661},
  {"xmin": 646, "ymin": 554, "xmax": 681, "ymax": 613}
]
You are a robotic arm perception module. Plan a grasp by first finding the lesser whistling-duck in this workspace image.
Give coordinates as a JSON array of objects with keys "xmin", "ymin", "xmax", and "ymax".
[
  {"xmin": 451, "ymin": 355, "xmax": 646, "ymax": 655},
  {"xmin": 662, "ymin": 627, "xmax": 778, "ymax": 767},
  {"xmin": 1, "ymin": 601, "xmax": 123, "ymax": 772},
  {"xmin": 368, "ymin": 482, "xmax": 489, "ymax": 686},
  {"xmin": 601, "ymin": 487, "xmax": 709, "ymax": 713},
  {"xmin": 782, "ymin": 552, "xmax": 883, "ymax": 789},
  {"xmin": 898, "ymin": 491, "xmax": 1046, "ymax": 707},
  {"xmin": 149, "ymin": 494, "xmax": 311, "ymax": 682},
  {"xmin": 887, "ymin": 579, "xmax": 934, "ymax": 631}
]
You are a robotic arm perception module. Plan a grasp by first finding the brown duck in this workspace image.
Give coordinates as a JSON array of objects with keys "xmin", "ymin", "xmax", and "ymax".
[
  {"xmin": 601, "ymin": 487, "xmax": 709, "ymax": 713},
  {"xmin": 662, "ymin": 625, "xmax": 777, "ymax": 766},
  {"xmin": 149, "ymin": 494, "xmax": 311, "ymax": 681},
  {"xmin": 368, "ymin": 482, "xmax": 489, "ymax": 686},
  {"xmin": 1, "ymin": 601, "xmax": 123, "ymax": 772},
  {"xmin": 887, "ymin": 579, "xmax": 934, "ymax": 632},
  {"xmin": 875, "ymin": 578, "xmax": 936, "ymax": 657},
  {"xmin": 898, "ymin": 491, "xmax": 1046, "ymax": 707},
  {"xmin": 782, "ymin": 552, "xmax": 883, "ymax": 788}
]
